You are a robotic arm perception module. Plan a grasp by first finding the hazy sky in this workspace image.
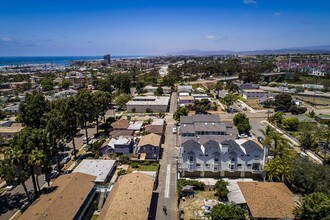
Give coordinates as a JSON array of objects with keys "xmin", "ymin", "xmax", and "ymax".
[{"xmin": 0, "ymin": 0, "xmax": 330, "ymax": 56}]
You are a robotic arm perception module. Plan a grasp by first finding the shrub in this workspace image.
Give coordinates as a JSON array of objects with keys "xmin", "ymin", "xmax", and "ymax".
[
  {"xmin": 118, "ymin": 169, "xmax": 126, "ymax": 176},
  {"xmin": 130, "ymin": 162, "xmax": 139, "ymax": 168},
  {"xmin": 214, "ymin": 179, "xmax": 229, "ymax": 200},
  {"xmin": 177, "ymin": 179, "xmax": 205, "ymax": 194}
]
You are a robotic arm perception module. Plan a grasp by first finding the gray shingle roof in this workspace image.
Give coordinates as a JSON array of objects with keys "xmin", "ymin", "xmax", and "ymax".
[
  {"xmin": 194, "ymin": 122, "xmax": 226, "ymax": 132},
  {"xmin": 241, "ymin": 140, "xmax": 263, "ymax": 154}
]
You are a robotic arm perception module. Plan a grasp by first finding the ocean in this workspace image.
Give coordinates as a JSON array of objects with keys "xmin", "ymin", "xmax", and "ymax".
[{"xmin": 0, "ymin": 56, "xmax": 143, "ymax": 67}]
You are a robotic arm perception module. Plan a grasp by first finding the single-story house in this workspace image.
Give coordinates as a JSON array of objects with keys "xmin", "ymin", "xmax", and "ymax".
[
  {"xmin": 4, "ymin": 105, "xmax": 20, "ymax": 114},
  {"xmin": 72, "ymin": 159, "xmax": 116, "ymax": 184},
  {"xmin": 177, "ymin": 85, "xmax": 193, "ymax": 96},
  {"xmin": 126, "ymin": 96, "xmax": 170, "ymax": 113},
  {"xmin": 136, "ymin": 133, "xmax": 161, "ymax": 161},
  {"xmin": 98, "ymin": 173, "xmax": 155, "ymax": 220},
  {"xmin": 102, "ymin": 136, "xmax": 134, "ymax": 155},
  {"xmin": 111, "ymin": 119, "xmax": 130, "ymax": 130},
  {"xmin": 20, "ymin": 172, "xmax": 97, "ymax": 220},
  {"xmin": 127, "ymin": 121, "xmax": 144, "ymax": 131},
  {"xmin": 238, "ymin": 182, "xmax": 295, "ymax": 220},
  {"xmin": 178, "ymin": 96, "xmax": 195, "ymax": 106}
]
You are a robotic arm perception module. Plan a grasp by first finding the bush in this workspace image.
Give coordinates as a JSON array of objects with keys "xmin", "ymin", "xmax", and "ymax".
[
  {"xmin": 130, "ymin": 162, "xmax": 140, "ymax": 168},
  {"xmin": 118, "ymin": 169, "xmax": 126, "ymax": 176},
  {"xmin": 290, "ymin": 106, "xmax": 307, "ymax": 115},
  {"xmin": 118, "ymin": 155, "xmax": 130, "ymax": 164},
  {"xmin": 143, "ymin": 160, "xmax": 151, "ymax": 165},
  {"xmin": 282, "ymin": 117, "xmax": 299, "ymax": 131},
  {"xmin": 214, "ymin": 179, "xmax": 229, "ymax": 200},
  {"xmin": 177, "ymin": 179, "xmax": 205, "ymax": 194},
  {"xmin": 269, "ymin": 82, "xmax": 278, "ymax": 87}
]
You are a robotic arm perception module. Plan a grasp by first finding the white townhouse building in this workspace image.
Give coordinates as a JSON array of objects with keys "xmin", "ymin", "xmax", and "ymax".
[{"xmin": 179, "ymin": 115, "xmax": 266, "ymax": 178}]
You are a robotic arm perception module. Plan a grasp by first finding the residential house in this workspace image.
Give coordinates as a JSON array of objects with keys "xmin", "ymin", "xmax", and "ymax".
[
  {"xmin": 179, "ymin": 115, "xmax": 265, "ymax": 178},
  {"xmin": 241, "ymin": 89, "xmax": 266, "ymax": 99},
  {"xmin": 4, "ymin": 105, "xmax": 20, "ymax": 114},
  {"xmin": 127, "ymin": 121, "xmax": 144, "ymax": 131},
  {"xmin": 98, "ymin": 173, "xmax": 155, "ymax": 220},
  {"xmin": 177, "ymin": 85, "xmax": 193, "ymax": 96},
  {"xmin": 303, "ymin": 84, "xmax": 324, "ymax": 90},
  {"xmin": 144, "ymin": 85, "xmax": 172, "ymax": 94},
  {"xmin": 0, "ymin": 120, "xmax": 12, "ymax": 127},
  {"xmin": 178, "ymin": 96, "xmax": 195, "ymax": 107},
  {"xmin": 238, "ymin": 182, "xmax": 295, "ymax": 220},
  {"xmin": 109, "ymin": 129, "xmax": 134, "ymax": 138},
  {"xmin": 126, "ymin": 96, "xmax": 170, "ymax": 113},
  {"xmin": 0, "ymin": 126, "xmax": 24, "ymax": 139},
  {"xmin": 102, "ymin": 136, "xmax": 134, "ymax": 155},
  {"xmin": 19, "ymin": 173, "xmax": 97, "ymax": 220},
  {"xmin": 111, "ymin": 119, "xmax": 129, "ymax": 130},
  {"xmin": 72, "ymin": 159, "xmax": 116, "ymax": 185},
  {"xmin": 136, "ymin": 133, "xmax": 161, "ymax": 161},
  {"xmin": 145, "ymin": 118, "xmax": 166, "ymax": 136}
]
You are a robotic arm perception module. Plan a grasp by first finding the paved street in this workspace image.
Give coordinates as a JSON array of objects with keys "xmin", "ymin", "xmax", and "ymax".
[
  {"xmin": 156, "ymin": 117, "xmax": 178, "ymax": 220},
  {"xmin": 155, "ymin": 92, "xmax": 178, "ymax": 219},
  {"xmin": 0, "ymin": 175, "xmax": 45, "ymax": 220}
]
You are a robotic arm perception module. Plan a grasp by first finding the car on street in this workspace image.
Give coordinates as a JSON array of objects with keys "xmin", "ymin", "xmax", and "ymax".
[
  {"xmin": 172, "ymin": 127, "xmax": 177, "ymax": 134},
  {"xmin": 60, "ymin": 156, "xmax": 70, "ymax": 165},
  {"xmin": 83, "ymin": 136, "xmax": 91, "ymax": 144},
  {"xmin": 71, "ymin": 149, "xmax": 78, "ymax": 156},
  {"xmin": 20, "ymin": 201, "xmax": 30, "ymax": 211},
  {"xmin": 5, "ymin": 185, "xmax": 14, "ymax": 191},
  {"xmin": 44, "ymin": 170, "xmax": 59, "ymax": 181},
  {"xmin": 237, "ymin": 133, "xmax": 248, "ymax": 139},
  {"xmin": 257, "ymin": 136, "xmax": 264, "ymax": 144}
]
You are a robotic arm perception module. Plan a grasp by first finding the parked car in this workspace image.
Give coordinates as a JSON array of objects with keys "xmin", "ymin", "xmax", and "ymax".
[
  {"xmin": 5, "ymin": 185, "xmax": 14, "ymax": 191},
  {"xmin": 20, "ymin": 201, "xmax": 30, "ymax": 211},
  {"xmin": 71, "ymin": 149, "xmax": 78, "ymax": 156},
  {"xmin": 257, "ymin": 136, "xmax": 264, "ymax": 144},
  {"xmin": 172, "ymin": 127, "xmax": 177, "ymax": 134},
  {"xmin": 82, "ymin": 137, "xmax": 91, "ymax": 144},
  {"xmin": 60, "ymin": 157, "xmax": 70, "ymax": 165},
  {"xmin": 63, "ymin": 169, "xmax": 73, "ymax": 174},
  {"xmin": 44, "ymin": 170, "xmax": 59, "ymax": 181},
  {"xmin": 237, "ymin": 133, "xmax": 248, "ymax": 139}
]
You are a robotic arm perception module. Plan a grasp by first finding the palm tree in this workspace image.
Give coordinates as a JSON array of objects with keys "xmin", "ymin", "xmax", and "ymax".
[
  {"xmin": 264, "ymin": 157, "xmax": 292, "ymax": 183},
  {"xmin": 260, "ymin": 126, "xmax": 288, "ymax": 158},
  {"xmin": 28, "ymin": 149, "xmax": 45, "ymax": 192}
]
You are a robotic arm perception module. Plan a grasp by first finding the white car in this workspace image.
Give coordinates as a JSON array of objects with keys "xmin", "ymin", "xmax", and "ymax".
[
  {"xmin": 82, "ymin": 137, "xmax": 91, "ymax": 144},
  {"xmin": 238, "ymin": 133, "xmax": 248, "ymax": 139},
  {"xmin": 172, "ymin": 127, "xmax": 177, "ymax": 134},
  {"xmin": 5, "ymin": 185, "xmax": 14, "ymax": 191}
]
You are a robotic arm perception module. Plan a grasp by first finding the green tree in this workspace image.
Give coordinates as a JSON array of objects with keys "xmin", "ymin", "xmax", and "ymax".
[
  {"xmin": 270, "ymin": 112, "xmax": 283, "ymax": 125},
  {"xmin": 233, "ymin": 113, "xmax": 251, "ymax": 133},
  {"xmin": 282, "ymin": 117, "xmax": 299, "ymax": 131},
  {"xmin": 114, "ymin": 93, "xmax": 131, "ymax": 110},
  {"xmin": 40, "ymin": 77, "xmax": 54, "ymax": 91},
  {"xmin": 274, "ymin": 93, "xmax": 293, "ymax": 112},
  {"xmin": 222, "ymin": 93, "xmax": 238, "ymax": 108},
  {"xmin": 210, "ymin": 203, "xmax": 245, "ymax": 220},
  {"xmin": 173, "ymin": 106, "xmax": 189, "ymax": 121},
  {"xmin": 154, "ymin": 86, "xmax": 164, "ymax": 96},
  {"xmin": 298, "ymin": 123, "xmax": 317, "ymax": 150},
  {"xmin": 0, "ymin": 153, "xmax": 32, "ymax": 202},
  {"xmin": 92, "ymin": 91, "xmax": 112, "ymax": 133},
  {"xmin": 294, "ymin": 192, "xmax": 330, "ymax": 220},
  {"xmin": 194, "ymin": 99, "xmax": 211, "ymax": 114},
  {"xmin": 61, "ymin": 79, "xmax": 71, "ymax": 89},
  {"xmin": 19, "ymin": 91, "xmax": 49, "ymax": 128},
  {"xmin": 264, "ymin": 156, "xmax": 292, "ymax": 182},
  {"xmin": 76, "ymin": 90, "xmax": 95, "ymax": 139},
  {"xmin": 214, "ymin": 179, "xmax": 229, "ymax": 200}
]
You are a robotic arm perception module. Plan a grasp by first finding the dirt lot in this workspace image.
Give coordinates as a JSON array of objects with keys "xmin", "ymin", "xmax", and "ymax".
[
  {"xmin": 179, "ymin": 190, "xmax": 218, "ymax": 220},
  {"xmin": 244, "ymin": 99, "xmax": 265, "ymax": 110}
]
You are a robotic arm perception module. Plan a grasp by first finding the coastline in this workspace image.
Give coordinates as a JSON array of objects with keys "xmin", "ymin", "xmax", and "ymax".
[{"xmin": 0, "ymin": 55, "xmax": 147, "ymax": 67}]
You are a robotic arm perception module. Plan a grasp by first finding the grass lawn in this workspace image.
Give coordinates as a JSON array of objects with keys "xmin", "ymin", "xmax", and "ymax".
[
  {"xmin": 245, "ymin": 99, "xmax": 264, "ymax": 110},
  {"xmin": 285, "ymin": 76, "xmax": 330, "ymax": 88},
  {"xmin": 294, "ymin": 95, "xmax": 330, "ymax": 106},
  {"xmin": 137, "ymin": 164, "xmax": 159, "ymax": 172}
]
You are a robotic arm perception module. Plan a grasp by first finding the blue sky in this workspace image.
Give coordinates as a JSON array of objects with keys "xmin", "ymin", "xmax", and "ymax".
[{"xmin": 0, "ymin": 0, "xmax": 329, "ymax": 56}]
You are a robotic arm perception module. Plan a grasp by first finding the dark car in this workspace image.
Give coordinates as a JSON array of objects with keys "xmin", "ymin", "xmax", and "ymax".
[
  {"xmin": 71, "ymin": 149, "xmax": 78, "ymax": 156},
  {"xmin": 257, "ymin": 136, "xmax": 264, "ymax": 144},
  {"xmin": 20, "ymin": 201, "xmax": 30, "ymax": 212}
]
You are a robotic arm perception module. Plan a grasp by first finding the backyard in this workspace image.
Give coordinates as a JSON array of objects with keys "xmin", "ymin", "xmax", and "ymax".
[
  {"xmin": 244, "ymin": 99, "xmax": 265, "ymax": 110},
  {"xmin": 179, "ymin": 190, "xmax": 218, "ymax": 220}
]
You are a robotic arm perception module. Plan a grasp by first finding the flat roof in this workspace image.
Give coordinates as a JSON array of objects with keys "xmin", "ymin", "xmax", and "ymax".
[
  {"xmin": 151, "ymin": 118, "xmax": 165, "ymax": 125},
  {"xmin": 242, "ymin": 89, "xmax": 265, "ymax": 93},
  {"xmin": 20, "ymin": 173, "xmax": 96, "ymax": 220},
  {"xmin": 73, "ymin": 159, "xmax": 116, "ymax": 183},
  {"xmin": 128, "ymin": 121, "xmax": 143, "ymax": 130},
  {"xmin": 127, "ymin": 96, "xmax": 170, "ymax": 106},
  {"xmin": 98, "ymin": 173, "xmax": 154, "ymax": 220}
]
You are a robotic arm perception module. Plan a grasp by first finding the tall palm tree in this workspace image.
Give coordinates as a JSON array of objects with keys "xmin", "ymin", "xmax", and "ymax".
[{"xmin": 28, "ymin": 149, "xmax": 45, "ymax": 192}]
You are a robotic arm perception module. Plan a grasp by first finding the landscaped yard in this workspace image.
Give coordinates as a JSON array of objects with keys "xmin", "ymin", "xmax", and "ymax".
[
  {"xmin": 294, "ymin": 95, "xmax": 330, "ymax": 106},
  {"xmin": 137, "ymin": 164, "xmax": 159, "ymax": 172}
]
